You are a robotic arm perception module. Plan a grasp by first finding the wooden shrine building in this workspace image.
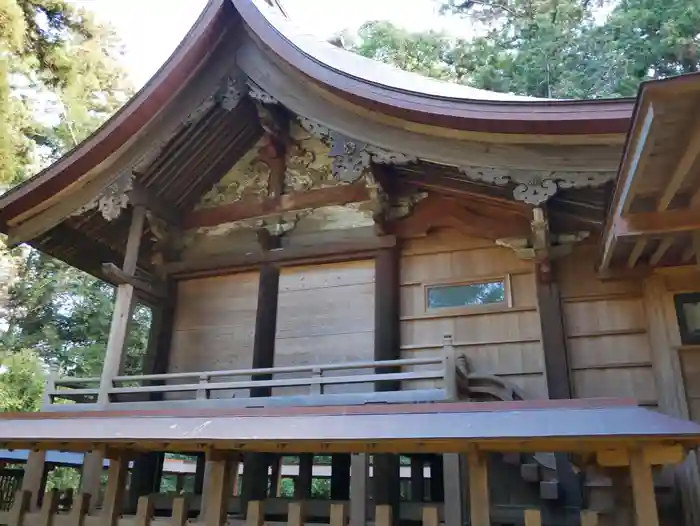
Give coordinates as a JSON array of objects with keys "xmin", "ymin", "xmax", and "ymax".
[{"xmin": 3, "ymin": 1, "xmax": 700, "ymax": 525}]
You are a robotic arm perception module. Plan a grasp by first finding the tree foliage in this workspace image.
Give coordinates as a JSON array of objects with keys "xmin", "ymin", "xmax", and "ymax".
[
  {"xmin": 0, "ymin": 0, "xmax": 148, "ymax": 414},
  {"xmin": 345, "ymin": 0, "xmax": 700, "ymax": 99}
]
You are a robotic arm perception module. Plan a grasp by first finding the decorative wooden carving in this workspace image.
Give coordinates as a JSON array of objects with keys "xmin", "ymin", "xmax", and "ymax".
[
  {"xmin": 247, "ymin": 80, "xmax": 280, "ymax": 105},
  {"xmin": 71, "ymin": 170, "xmax": 134, "ymax": 221},
  {"xmin": 297, "ymin": 116, "xmax": 417, "ymax": 182},
  {"xmin": 458, "ymin": 166, "xmax": 614, "ymax": 205},
  {"xmin": 184, "ymin": 74, "xmax": 245, "ymax": 125}
]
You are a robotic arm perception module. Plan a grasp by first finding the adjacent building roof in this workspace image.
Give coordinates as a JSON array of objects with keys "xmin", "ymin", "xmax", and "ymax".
[{"xmin": 1, "ymin": 400, "xmax": 699, "ymax": 454}]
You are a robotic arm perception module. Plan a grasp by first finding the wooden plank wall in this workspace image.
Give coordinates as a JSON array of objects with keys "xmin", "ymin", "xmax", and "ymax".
[
  {"xmin": 557, "ymin": 246, "xmax": 658, "ymax": 407},
  {"xmin": 399, "ymin": 229, "xmax": 547, "ymax": 398},
  {"xmin": 168, "ymin": 272, "xmax": 260, "ymax": 398},
  {"xmin": 273, "ymin": 260, "xmax": 375, "ymax": 395}
]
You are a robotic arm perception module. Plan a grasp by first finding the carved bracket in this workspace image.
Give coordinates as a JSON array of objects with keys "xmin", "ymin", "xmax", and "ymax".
[
  {"xmin": 458, "ymin": 166, "xmax": 615, "ymax": 205},
  {"xmin": 297, "ymin": 116, "xmax": 417, "ymax": 182},
  {"xmin": 247, "ymin": 80, "xmax": 280, "ymax": 105},
  {"xmin": 71, "ymin": 170, "xmax": 134, "ymax": 221}
]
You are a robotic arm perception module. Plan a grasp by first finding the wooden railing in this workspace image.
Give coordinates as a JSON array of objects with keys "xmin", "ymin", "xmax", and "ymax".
[
  {"xmin": 44, "ymin": 342, "xmax": 458, "ymax": 407},
  {"xmin": 0, "ymin": 490, "xmax": 602, "ymax": 526}
]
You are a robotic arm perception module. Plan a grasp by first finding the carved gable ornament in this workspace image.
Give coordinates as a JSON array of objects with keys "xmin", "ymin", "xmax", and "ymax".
[
  {"xmin": 458, "ymin": 166, "xmax": 614, "ymax": 205},
  {"xmin": 297, "ymin": 116, "xmax": 417, "ymax": 182}
]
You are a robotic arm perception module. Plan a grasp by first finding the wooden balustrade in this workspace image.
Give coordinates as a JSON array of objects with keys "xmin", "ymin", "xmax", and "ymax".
[{"xmin": 45, "ymin": 356, "xmax": 450, "ymax": 406}]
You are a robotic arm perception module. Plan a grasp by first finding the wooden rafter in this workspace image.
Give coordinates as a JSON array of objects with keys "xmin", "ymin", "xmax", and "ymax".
[
  {"xmin": 614, "ymin": 208, "xmax": 700, "ymax": 237},
  {"xmin": 599, "ymin": 104, "xmax": 656, "ymax": 270},
  {"xmin": 627, "ymin": 114, "xmax": 700, "ymax": 267}
]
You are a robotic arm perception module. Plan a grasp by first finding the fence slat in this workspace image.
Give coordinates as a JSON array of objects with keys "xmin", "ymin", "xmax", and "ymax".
[
  {"xmin": 171, "ymin": 496, "xmax": 189, "ymax": 526},
  {"xmin": 68, "ymin": 493, "xmax": 91, "ymax": 526},
  {"xmin": 135, "ymin": 496, "xmax": 154, "ymax": 526},
  {"xmin": 8, "ymin": 490, "xmax": 31, "ymax": 526},
  {"xmin": 39, "ymin": 489, "xmax": 59, "ymax": 526}
]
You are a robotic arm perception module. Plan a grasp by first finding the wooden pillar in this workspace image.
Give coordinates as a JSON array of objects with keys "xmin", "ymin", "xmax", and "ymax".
[
  {"xmin": 410, "ymin": 457, "xmax": 424, "ymax": 502},
  {"xmin": 98, "ymin": 206, "xmax": 146, "ymax": 405},
  {"xmin": 126, "ymin": 453, "xmax": 163, "ymax": 511},
  {"xmin": 251, "ymin": 262, "xmax": 279, "ymax": 397},
  {"xmin": 102, "ymin": 455, "xmax": 128, "ymax": 526},
  {"xmin": 288, "ymin": 502, "xmax": 306, "ymax": 526},
  {"xmin": 194, "ymin": 453, "xmax": 206, "ymax": 495},
  {"xmin": 269, "ymin": 456, "xmax": 283, "ymax": 497},
  {"xmin": 644, "ymin": 275, "xmax": 700, "ymax": 526},
  {"xmin": 468, "ymin": 450, "xmax": 490, "ymax": 526},
  {"xmin": 428, "ymin": 456, "xmax": 444, "ymax": 502},
  {"xmin": 241, "ymin": 454, "xmax": 270, "ymax": 515},
  {"xmin": 295, "ymin": 454, "xmax": 313, "ymax": 500},
  {"xmin": 21, "ymin": 451, "xmax": 47, "ymax": 511},
  {"xmin": 443, "ymin": 454, "xmax": 463, "ymax": 526},
  {"xmin": 200, "ymin": 453, "xmax": 238, "ymax": 526},
  {"xmin": 629, "ymin": 449, "xmax": 659, "ymax": 526},
  {"xmin": 535, "ymin": 257, "xmax": 582, "ymax": 506},
  {"xmin": 331, "ymin": 454, "xmax": 351, "ymax": 500},
  {"xmin": 374, "ymin": 246, "xmax": 401, "ymax": 526},
  {"xmin": 350, "ymin": 454, "xmax": 369, "ymax": 526}
]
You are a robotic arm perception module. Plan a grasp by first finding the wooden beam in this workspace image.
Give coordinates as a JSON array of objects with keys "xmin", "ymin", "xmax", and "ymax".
[
  {"xmin": 98, "ymin": 206, "xmax": 146, "ymax": 405},
  {"xmin": 598, "ymin": 104, "xmax": 656, "ymax": 270},
  {"xmin": 183, "ymin": 183, "xmax": 370, "ymax": 229},
  {"xmin": 101, "ymin": 264, "xmax": 165, "ymax": 300},
  {"xmin": 658, "ymin": 117, "xmax": 700, "ymax": 210},
  {"xmin": 649, "ymin": 238, "xmax": 674, "ymax": 266},
  {"xmin": 165, "ymin": 236, "xmax": 396, "ymax": 276},
  {"xmin": 627, "ymin": 239, "xmax": 647, "ymax": 268},
  {"xmin": 614, "ymin": 208, "xmax": 700, "ymax": 237}
]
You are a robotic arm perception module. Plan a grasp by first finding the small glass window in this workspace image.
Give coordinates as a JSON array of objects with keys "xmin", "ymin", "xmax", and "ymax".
[
  {"xmin": 426, "ymin": 279, "xmax": 506, "ymax": 310},
  {"xmin": 675, "ymin": 293, "xmax": 700, "ymax": 345}
]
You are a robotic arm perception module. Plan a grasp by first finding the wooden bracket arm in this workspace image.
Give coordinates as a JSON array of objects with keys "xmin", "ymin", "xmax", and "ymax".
[{"xmin": 101, "ymin": 263, "xmax": 166, "ymax": 300}]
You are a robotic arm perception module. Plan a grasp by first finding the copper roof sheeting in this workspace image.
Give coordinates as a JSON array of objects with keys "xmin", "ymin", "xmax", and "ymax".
[{"xmin": 2, "ymin": 400, "xmax": 700, "ymax": 453}]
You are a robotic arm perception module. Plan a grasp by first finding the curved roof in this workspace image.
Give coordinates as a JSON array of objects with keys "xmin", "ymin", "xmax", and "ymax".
[
  {"xmin": 0, "ymin": 0, "xmax": 635, "ymax": 240},
  {"xmin": 234, "ymin": 0, "xmax": 634, "ymax": 135}
]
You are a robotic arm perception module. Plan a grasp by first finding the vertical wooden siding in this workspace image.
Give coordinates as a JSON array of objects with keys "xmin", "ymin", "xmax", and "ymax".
[
  {"xmin": 399, "ymin": 229, "xmax": 547, "ymax": 398},
  {"xmin": 168, "ymin": 272, "xmax": 260, "ymax": 398},
  {"xmin": 274, "ymin": 260, "xmax": 376, "ymax": 395},
  {"xmin": 558, "ymin": 246, "xmax": 657, "ymax": 406}
]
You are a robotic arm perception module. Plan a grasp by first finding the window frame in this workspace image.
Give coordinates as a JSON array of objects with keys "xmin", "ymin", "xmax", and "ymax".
[
  {"xmin": 422, "ymin": 274, "xmax": 513, "ymax": 315},
  {"xmin": 674, "ymin": 292, "xmax": 700, "ymax": 345}
]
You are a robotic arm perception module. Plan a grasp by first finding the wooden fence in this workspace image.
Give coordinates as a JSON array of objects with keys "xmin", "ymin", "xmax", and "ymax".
[{"xmin": 0, "ymin": 490, "xmax": 601, "ymax": 526}]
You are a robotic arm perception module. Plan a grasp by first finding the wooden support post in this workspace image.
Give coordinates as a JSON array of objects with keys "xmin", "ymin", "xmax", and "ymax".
[
  {"xmin": 201, "ymin": 453, "xmax": 238, "ymax": 526},
  {"xmin": 331, "ymin": 502, "xmax": 348, "ymax": 526},
  {"xmin": 524, "ymin": 509, "xmax": 542, "ymax": 526},
  {"xmin": 171, "ymin": 496, "xmax": 190, "ymax": 526},
  {"xmin": 38, "ymin": 489, "xmax": 58, "ymax": 526},
  {"xmin": 8, "ymin": 490, "xmax": 31, "ymax": 526},
  {"xmin": 295, "ymin": 454, "xmax": 313, "ymax": 500},
  {"xmin": 269, "ymin": 456, "xmax": 283, "ymax": 497},
  {"xmin": 422, "ymin": 505, "xmax": 439, "ymax": 526},
  {"xmin": 288, "ymin": 501, "xmax": 306, "ymax": 526},
  {"xmin": 350, "ymin": 454, "xmax": 368, "ymax": 526},
  {"xmin": 79, "ymin": 452, "xmax": 104, "ymax": 512},
  {"xmin": 251, "ymin": 263, "xmax": 279, "ymax": 398},
  {"xmin": 194, "ymin": 453, "xmax": 206, "ymax": 495},
  {"xmin": 101, "ymin": 455, "xmax": 128, "ymax": 526},
  {"xmin": 373, "ymin": 455, "xmax": 400, "ymax": 526},
  {"xmin": 644, "ymin": 275, "xmax": 700, "ymax": 526},
  {"xmin": 21, "ymin": 451, "xmax": 47, "ymax": 511},
  {"xmin": 68, "ymin": 494, "xmax": 91, "ymax": 526},
  {"xmin": 410, "ymin": 456, "xmax": 424, "ymax": 502},
  {"xmin": 98, "ymin": 205, "xmax": 146, "ymax": 405},
  {"xmin": 429, "ymin": 456, "xmax": 444, "ymax": 502},
  {"xmin": 127, "ymin": 453, "xmax": 163, "ymax": 512},
  {"xmin": 331, "ymin": 455, "xmax": 351, "ymax": 500},
  {"xmin": 629, "ymin": 449, "xmax": 659, "ymax": 526},
  {"xmin": 468, "ymin": 450, "xmax": 490, "ymax": 526},
  {"xmin": 246, "ymin": 501, "xmax": 264, "ymax": 526},
  {"xmin": 135, "ymin": 495, "xmax": 154, "ymax": 526},
  {"xmin": 241, "ymin": 454, "xmax": 270, "ymax": 515},
  {"xmin": 443, "ymin": 454, "xmax": 463, "ymax": 526},
  {"xmin": 609, "ymin": 468, "xmax": 633, "ymax": 526},
  {"xmin": 535, "ymin": 257, "xmax": 582, "ymax": 507}
]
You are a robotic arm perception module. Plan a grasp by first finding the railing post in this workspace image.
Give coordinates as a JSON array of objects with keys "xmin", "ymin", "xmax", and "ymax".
[
  {"xmin": 310, "ymin": 367, "xmax": 323, "ymax": 395},
  {"xmin": 42, "ymin": 367, "xmax": 58, "ymax": 408},
  {"xmin": 246, "ymin": 501, "xmax": 264, "ymax": 526},
  {"xmin": 197, "ymin": 374, "xmax": 210, "ymax": 400},
  {"xmin": 135, "ymin": 495, "xmax": 154, "ymax": 526},
  {"xmin": 442, "ymin": 334, "xmax": 457, "ymax": 401}
]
